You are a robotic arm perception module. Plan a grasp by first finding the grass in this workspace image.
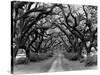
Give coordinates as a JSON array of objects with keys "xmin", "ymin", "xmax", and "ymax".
[
  {"xmin": 85, "ymin": 55, "xmax": 97, "ymax": 67},
  {"xmin": 14, "ymin": 56, "xmax": 56, "ymax": 74},
  {"xmin": 15, "ymin": 57, "xmax": 29, "ymax": 65},
  {"xmin": 30, "ymin": 51, "xmax": 53, "ymax": 62},
  {"xmin": 63, "ymin": 52, "xmax": 79, "ymax": 61},
  {"xmin": 15, "ymin": 51, "xmax": 53, "ymax": 65}
]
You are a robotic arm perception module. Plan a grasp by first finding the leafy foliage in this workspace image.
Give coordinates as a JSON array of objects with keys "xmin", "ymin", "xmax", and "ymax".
[{"xmin": 12, "ymin": 1, "xmax": 97, "ymax": 65}]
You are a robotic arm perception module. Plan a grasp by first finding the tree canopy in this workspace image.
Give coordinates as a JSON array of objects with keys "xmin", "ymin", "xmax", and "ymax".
[{"xmin": 11, "ymin": 1, "xmax": 97, "ymax": 61}]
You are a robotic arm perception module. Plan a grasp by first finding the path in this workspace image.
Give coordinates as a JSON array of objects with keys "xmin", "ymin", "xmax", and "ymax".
[
  {"xmin": 48, "ymin": 50, "xmax": 64, "ymax": 72},
  {"xmin": 14, "ymin": 49, "xmax": 97, "ymax": 74}
]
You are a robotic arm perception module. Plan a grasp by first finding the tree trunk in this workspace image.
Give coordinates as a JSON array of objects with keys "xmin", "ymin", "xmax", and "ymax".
[{"xmin": 26, "ymin": 48, "xmax": 30, "ymax": 63}]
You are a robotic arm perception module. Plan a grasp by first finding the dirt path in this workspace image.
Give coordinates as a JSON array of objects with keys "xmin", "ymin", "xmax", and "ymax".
[
  {"xmin": 48, "ymin": 49, "xmax": 97, "ymax": 72},
  {"xmin": 48, "ymin": 50, "xmax": 64, "ymax": 72},
  {"xmin": 14, "ymin": 50, "xmax": 97, "ymax": 74}
]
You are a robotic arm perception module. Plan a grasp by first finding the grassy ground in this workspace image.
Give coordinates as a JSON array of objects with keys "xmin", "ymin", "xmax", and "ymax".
[
  {"xmin": 62, "ymin": 51, "xmax": 97, "ymax": 71},
  {"xmin": 61, "ymin": 57, "xmax": 97, "ymax": 71},
  {"xmin": 14, "ymin": 56, "xmax": 57, "ymax": 74},
  {"xmin": 14, "ymin": 50, "xmax": 97, "ymax": 74}
]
